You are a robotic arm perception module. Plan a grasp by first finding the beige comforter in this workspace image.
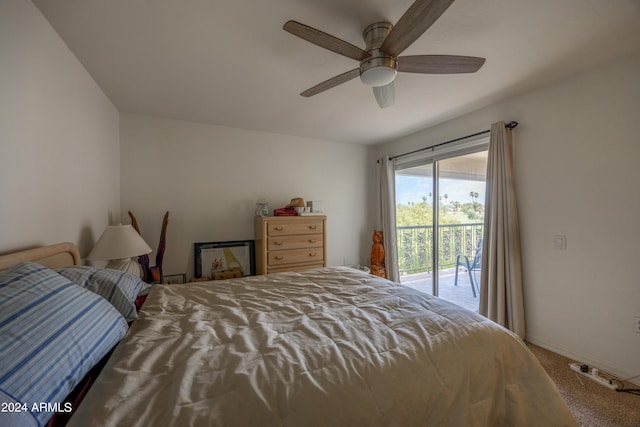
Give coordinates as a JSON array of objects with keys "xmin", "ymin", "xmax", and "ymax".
[{"xmin": 70, "ymin": 267, "xmax": 576, "ymax": 426}]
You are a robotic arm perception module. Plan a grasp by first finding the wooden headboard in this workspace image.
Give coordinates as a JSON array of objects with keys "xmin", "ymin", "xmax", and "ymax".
[{"xmin": 0, "ymin": 242, "xmax": 81, "ymax": 271}]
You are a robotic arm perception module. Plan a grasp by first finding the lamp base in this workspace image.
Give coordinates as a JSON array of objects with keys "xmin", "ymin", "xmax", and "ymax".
[{"xmin": 106, "ymin": 258, "xmax": 143, "ymax": 278}]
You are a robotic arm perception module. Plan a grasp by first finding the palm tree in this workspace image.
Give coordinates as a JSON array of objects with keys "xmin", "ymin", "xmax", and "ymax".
[{"xmin": 469, "ymin": 191, "xmax": 480, "ymax": 211}]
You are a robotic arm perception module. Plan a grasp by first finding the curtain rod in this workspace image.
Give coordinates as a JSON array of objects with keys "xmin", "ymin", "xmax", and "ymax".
[{"xmin": 387, "ymin": 120, "xmax": 518, "ymax": 162}]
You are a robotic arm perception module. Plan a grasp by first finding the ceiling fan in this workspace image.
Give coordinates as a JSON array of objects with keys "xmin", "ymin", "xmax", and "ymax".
[{"xmin": 283, "ymin": 0, "xmax": 485, "ymax": 108}]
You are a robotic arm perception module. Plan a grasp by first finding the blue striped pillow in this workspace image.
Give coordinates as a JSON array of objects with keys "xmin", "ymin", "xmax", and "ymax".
[
  {"xmin": 56, "ymin": 266, "xmax": 150, "ymax": 322},
  {"xmin": 0, "ymin": 262, "xmax": 128, "ymax": 427}
]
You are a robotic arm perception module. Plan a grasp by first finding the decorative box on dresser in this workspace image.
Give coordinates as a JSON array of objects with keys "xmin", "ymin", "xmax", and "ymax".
[{"xmin": 255, "ymin": 215, "xmax": 327, "ymax": 274}]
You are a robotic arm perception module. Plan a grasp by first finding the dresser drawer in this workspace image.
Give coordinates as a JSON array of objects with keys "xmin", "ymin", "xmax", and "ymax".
[
  {"xmin": 268, "ymin": 263, "xmax": 324, "ymax": 274},
  {"xmin": 268, "ymin": 248, "xmax": 324, "ymax": 266},
  {"xmin": 267, "ymin": 220, "xmax": 323, "ymax": 236},
  {"xmin": 268, "ymin": 234, "xmax": 323, "ymax": 251}
]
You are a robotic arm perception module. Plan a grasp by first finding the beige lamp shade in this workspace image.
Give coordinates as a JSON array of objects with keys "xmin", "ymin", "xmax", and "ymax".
[{"xmin": 88, "ymin": 224, "xmax": 152, "ymax": 277}]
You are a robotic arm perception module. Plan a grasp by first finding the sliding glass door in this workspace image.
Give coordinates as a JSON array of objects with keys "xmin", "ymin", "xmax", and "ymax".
[
  {"xmin": 395, "ymin": 162, "xmax": 435, "ymax": 295},
  {"xmin": 394, "ymin": 143, "xmax": 487, "ymax": 311}
]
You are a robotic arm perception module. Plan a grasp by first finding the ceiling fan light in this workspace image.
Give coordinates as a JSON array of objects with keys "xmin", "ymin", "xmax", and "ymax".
[{"xmin": 360, "ymin": 66, "xmax": 397, "ymax": 87}]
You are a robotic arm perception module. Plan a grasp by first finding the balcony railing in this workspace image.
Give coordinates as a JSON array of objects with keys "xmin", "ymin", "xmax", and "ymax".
[{"xmin": 397, "ymin": 223, "xmax": 483, "ymax": 275}]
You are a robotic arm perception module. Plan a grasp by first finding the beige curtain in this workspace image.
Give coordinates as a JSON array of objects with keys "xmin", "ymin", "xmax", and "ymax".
[
  {"xmin": 479, "ymin": 121, "xmax": 525, "ymax": 339},
  {"xmin": 378, "ymin": 157, "xmax": 399, "ymax": 282}
]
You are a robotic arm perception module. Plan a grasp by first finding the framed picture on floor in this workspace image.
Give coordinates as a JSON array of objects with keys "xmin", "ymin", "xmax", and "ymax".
[{"xmin": 194, "ymin": 240, "xmax": 255, "ymax": 280}]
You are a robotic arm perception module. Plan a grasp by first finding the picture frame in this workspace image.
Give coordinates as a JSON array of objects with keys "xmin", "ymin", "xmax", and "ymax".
[
  {"xmin": 161, "ymin": 273, "xmax": 186, "ymax": 284},
  {"xmin": 194, "ymin": 240, "xmax": 255, "ymax": 280}
]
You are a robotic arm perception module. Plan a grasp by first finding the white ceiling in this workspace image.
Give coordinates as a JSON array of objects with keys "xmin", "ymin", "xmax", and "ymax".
[{"xmin": 33, "ymin": 0, "xmax": 640, "ymax": 145}]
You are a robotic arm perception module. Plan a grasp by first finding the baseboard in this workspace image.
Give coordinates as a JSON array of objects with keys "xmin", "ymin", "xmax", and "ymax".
[{"xmin": 525, "ymin": 335, "xmax": 639, "ymax": 386}]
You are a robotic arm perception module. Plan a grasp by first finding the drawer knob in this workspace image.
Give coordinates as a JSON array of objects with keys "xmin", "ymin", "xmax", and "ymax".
[
  {"xmin": 308, "ymin": 225, "xmax": 317, "ymax": 229},
  {"xmin": 309, "ymin": 252, "xmax": 318, "ymax": 257},
  {"xmin": 274, "ymin": 241, "xmax": 284, "ymax": 245},
  {"xmin": 275, "ymin": 255, "xmax": 284, "ymax": 260},
  {"xmin": 308, "ymin": 239, "xmax": 317, "ymax": 243},
  {"xmin": 275, "ymin": 226, "xmax": 284, "ymax": 231}
]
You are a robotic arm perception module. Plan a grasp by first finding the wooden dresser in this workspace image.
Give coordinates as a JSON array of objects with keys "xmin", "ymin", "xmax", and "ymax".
[{"xmin": 255, "ymin": 215, "xmax": 326, "ymax": 274}]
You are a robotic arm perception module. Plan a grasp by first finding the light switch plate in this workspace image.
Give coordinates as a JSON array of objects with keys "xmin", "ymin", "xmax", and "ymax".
[{"xmin": 554, "ymin": 235, "xmax": 566, "ymax": 250}]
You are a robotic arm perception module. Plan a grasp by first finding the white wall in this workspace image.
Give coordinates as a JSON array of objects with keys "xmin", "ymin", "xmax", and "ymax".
[
  {"xmin": 120, "ymin": 114, "xmax": 372, "ymax": 279},
  {"xmin": 375, "ymin": 52, "xmax": 640, "ymax": 380},
  {"xmin": 0, "ymin": 0, "xmax": 120, "ymax": 257}
]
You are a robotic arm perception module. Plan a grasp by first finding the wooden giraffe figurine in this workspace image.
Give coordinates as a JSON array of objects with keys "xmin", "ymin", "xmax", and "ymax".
[{"xmin": 128, "ymin": 211, "xmax": 169, "ymax": 283}]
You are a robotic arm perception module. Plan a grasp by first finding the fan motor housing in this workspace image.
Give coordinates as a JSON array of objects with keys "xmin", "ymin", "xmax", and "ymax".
[
  {"xmin": 360, "ymin": 22, "xmax": 397, "ymax": 86},
  {"xmin": 363, "ymin": 22, "xmax": 393, "ymax": 50}
]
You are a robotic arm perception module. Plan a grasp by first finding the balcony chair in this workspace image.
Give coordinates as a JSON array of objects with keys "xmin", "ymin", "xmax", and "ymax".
[{"xmin": 454, "ymin": 239, "xmax": 482, "ymax": 297}]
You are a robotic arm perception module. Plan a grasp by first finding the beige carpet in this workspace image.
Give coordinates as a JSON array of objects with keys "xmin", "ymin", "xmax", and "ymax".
[{"xmin": 527, "ymin": 343, "xmax": 640, "ymax": 427}]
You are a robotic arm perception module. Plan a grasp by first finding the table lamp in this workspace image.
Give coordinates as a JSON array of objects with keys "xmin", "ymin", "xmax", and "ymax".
[{"xmin": 88, "ymin": 224, "xmax": 152, "ymax": 277}]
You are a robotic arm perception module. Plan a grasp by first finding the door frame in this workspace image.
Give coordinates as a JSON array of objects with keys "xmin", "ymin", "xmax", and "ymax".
[{"xmin": 393, "ymin": 136, "xmax": 489, "ymax": 296}]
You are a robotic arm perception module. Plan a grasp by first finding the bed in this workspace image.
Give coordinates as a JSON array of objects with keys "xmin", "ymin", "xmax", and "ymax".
[{"xmin": 0, "ymin": 243, "xmax": 577, "ymax": 426}]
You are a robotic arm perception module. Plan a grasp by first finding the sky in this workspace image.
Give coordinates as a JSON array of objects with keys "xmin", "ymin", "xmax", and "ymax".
[{"xmin": 395, "ymin": 175, "xmax": 486, "ymax": 207}]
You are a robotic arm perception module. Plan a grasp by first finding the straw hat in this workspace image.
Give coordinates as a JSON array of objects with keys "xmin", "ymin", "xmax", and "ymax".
[{"xmin": 285, "ymin": 197, "xmax": 305, "ymax": 208}]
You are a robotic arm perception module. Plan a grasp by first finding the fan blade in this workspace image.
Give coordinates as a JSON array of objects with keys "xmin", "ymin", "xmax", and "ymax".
[
  {"xmin": 398, "ymin": 55, "xmax": 485, "ymax": 74},
  {"xmin": 301, "ymin": 68, "xmax": 360, "ymax": 97},
  {"xmin": 284, "ymin": 21, "xmax": 371, "ymax": 61},
  {"xmin": 380, "ymin": 0, "xmax": 456, "ymax": 57},
  {"xmin": 373, "ymin": 82, "xmax": 395, "ymax": 108}
]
